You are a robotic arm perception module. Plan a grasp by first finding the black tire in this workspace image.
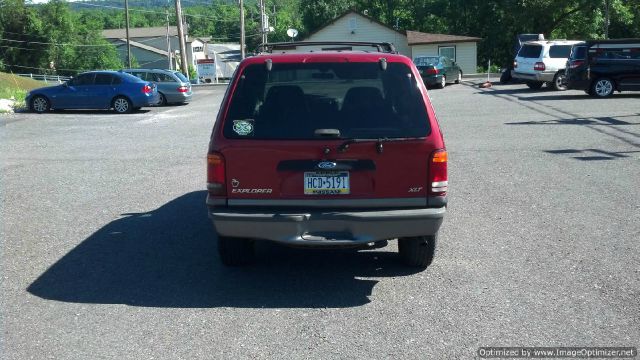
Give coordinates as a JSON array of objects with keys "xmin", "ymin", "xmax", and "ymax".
[
  {"xmin": 500, "ymin": 70, "xmax": 512, "ymax": 84},
  {"xmin": 437, "ymin": 75, "xmax": 446, "ymax": 89},
  {"xmin": 526, "ymin": 81, "xmax": 544, "ymax": 90},
  {"xmin": 30, "ymin": 95, "xmax": 50, "ymax": 113},
  {"xmin": 218, "ymin": 236, "xmax": 255, "ymax": 266},
  {"xmin": 112, "ymin": 96, "xmax": 132, "ymax": 114},
  {"xmin": 157, "ymin": 92, "xmax": 167, "ymax": 106},
  {"xmin": 398, "ymin": 234, "xmax": 437, "ymax": 268},
  {"xmin": 591, "ymin": 78, "xmax": 614, "ymax": 98},
  {"xmin": 551, "ymin": 71, "xmax": 567, "ymax": 91},
  {"xmin": 454, "ymin": 71, "xmax": 462, "ymax": 84}
]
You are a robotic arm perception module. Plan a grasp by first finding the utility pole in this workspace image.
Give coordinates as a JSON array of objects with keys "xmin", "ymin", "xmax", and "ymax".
[
  {"xmin": 604, "ymin": 0, "xmax": 610, "ymax": 39},
  {"xmin": 166, "ymin": 10, "xmax": 172, "ymax": 70},
  {"xmin": 239, "ymin": 0, "xmax": 245, "ymax": 59},
  {"xmin": 175, "ymin": 0, "xmax": 189, "ymax": 78},
  {"xmin": 259, "ymin": 0, "xmax": 266, "ymax": 45},
  {"xmin": 125, "ymin": 0, "xmax": 132, "ymax": 68}
]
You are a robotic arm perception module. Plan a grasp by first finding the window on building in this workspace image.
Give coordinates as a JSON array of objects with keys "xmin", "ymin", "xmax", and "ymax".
[
  {"xmin": 348, "ymin": 17, "xmax": 357, "ymax": 31},
  {"xmin": 193, "ymin": 46, "xmax": 204, "ymax": 52},
  {"xmin": 438, "ymin": 46, "xmax": 456, "ymax": 61}
]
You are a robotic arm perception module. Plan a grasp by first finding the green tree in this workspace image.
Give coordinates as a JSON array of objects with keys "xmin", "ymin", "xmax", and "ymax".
[{"xmin": 0, "ymin": 0, "xmax": 122, "ymax": 75}]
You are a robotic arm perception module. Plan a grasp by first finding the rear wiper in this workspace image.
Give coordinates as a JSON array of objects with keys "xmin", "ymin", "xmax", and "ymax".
[{"xmin": 338, "ymin": 137, "xmax": 394, "ymax": 154}]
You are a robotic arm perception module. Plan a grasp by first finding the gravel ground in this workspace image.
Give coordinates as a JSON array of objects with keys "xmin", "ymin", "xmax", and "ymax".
[{"xmin": 1, "ymin": 82, "xmax": 638, "ymax": 359}]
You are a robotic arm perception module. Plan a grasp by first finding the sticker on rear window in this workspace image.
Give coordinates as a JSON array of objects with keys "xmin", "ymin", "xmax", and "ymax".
[{"xmin": 232, "ymin": 119, "xmax": 254, "ymax": 136}]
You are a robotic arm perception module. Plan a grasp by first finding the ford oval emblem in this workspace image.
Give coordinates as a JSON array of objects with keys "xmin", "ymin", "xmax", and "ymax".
[{"xmin": 317, "ymin": 161, "xmax": 337, "ymax": 169}]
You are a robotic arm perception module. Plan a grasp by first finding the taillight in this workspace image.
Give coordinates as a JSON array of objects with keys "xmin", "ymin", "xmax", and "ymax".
[
  {"xmin": 207, "ymin": 152, "xmax": 226, "ymax": 196},
  {"xmin": 429, "ymin": 149, "xmax": 448, "ymax": 195},
  {"xmin": 534, "ymin": 62, "xmax": 546, "ymax": 71},
  {"xmin": 569, "ymin": 60, "xmax": 584, "ymax": 69},
  {"xmin": 142, "ymin": 84, "xmax": 153, "ymax": 94},
  {"xmin": 177, "ymin": 85, "xmax": 188, "ymax": 93},
  {"xmin": 426, "ymin": 68, "xmax": 439, "ymax": 75}
]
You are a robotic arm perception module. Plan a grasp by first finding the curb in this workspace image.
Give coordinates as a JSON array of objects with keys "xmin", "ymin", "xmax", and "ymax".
[
  {"xmin": 192, "ymin": 83, "xmax": 230, "ymax": 87},
  {"xmin": 462, "ymin": 73, "xmax": 502, "ymax": 79}
]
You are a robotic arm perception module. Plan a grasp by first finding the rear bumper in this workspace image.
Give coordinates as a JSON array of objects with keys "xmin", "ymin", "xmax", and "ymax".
[
  {"xmin": 132, "ymin": 93, "xmax": 160, "ymax": 107},
  {"xmin": 421, "ymin": 75, "xmax": 444, "ymax": 86},
  {"xmin": 209, "ymin": 206, "xmax": 446, "ymax": 247},
  {"xmin": 165, "ymin": 92, "xmax": 193, "ymax": 103},
  {"xmin": 511, "ymin": 71, "xmax": 556, "ymax": 82}
]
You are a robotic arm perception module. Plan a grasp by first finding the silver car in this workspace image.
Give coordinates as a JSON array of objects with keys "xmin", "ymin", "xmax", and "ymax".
[{"xmin": 122, "ymin": 69, "xmax": 193, "ymax": 105}]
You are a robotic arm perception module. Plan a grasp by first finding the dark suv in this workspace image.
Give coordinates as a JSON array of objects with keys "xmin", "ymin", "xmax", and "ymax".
[
  {"xmin": 207, "ymin": 42, "xmax": 447, "ymax": 268},
  {"xmin": 566, "ymin": 39, "xmax": 640, "ymax": 97}
]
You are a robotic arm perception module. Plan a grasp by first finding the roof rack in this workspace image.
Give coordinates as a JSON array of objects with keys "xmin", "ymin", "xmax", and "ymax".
[{"xmin": 256, "ymin": 41, "xmax": 397, "ymax": 54}]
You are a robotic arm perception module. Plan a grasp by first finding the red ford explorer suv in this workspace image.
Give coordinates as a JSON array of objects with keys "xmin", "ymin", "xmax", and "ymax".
[{"xmin": 207, "ymin": 42, "xmax": 447, "ymax": 268}]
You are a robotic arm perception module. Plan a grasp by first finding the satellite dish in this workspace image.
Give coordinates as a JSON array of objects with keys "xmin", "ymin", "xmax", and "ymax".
[{"xmin": 287, "ymin": 28, "xmax": 298, "ymax": 39}]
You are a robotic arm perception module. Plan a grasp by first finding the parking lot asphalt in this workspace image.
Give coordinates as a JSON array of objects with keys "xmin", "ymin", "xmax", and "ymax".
[{"xmin": 1, "ymin": 83, "xmax": 639, "ymax": 359}]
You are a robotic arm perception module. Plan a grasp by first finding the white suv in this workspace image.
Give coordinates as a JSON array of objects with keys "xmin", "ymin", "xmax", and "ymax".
[{"xmin": 512, "ymin": 40, "xmax": 582, "ymax": 90}]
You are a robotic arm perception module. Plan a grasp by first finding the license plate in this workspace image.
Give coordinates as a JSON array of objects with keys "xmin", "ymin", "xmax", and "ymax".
[{"xmin": 304, "ymin": 171, "xmax": 350, "ymax": 195}]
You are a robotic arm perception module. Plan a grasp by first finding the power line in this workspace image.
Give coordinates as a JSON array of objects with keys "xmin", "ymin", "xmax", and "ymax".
[
  {"xmin": 0, "ymin": 44, "xmax": 43, "ymax": 51},
  {"xmin": 179, "ymin": 0, "xmax": 215, "ymax": 5},
  {"xmin": 0, "ymin": 37, "xmax": 116, "ymax": 47},
  {"xmin": 1, "ymin": 63, "xmax": 83, "ymax": 73},
  {"xmin": 0, "ymin": 30, "xmax": 52, "ymax": 40},
  {"xmin": 73, "ymin": 2, "xmax": 163, "ymax": 15}
]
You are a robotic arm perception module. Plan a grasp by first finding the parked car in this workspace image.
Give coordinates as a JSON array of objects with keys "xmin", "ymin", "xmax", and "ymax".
[
  {"xmin": 27, "ymin": 71, "xmax": 158, "ymax": 114},
  {"xmin": 121, "ymin": 68, "xmax": 193, "ymax": 105},
  {"xmin": 500, "ymin": 33, "xmax": 545, "ymax": 83},
  {"xmin": 566, "ymin": 39, "xmax": 640, "ymax": 97},
  {"xmin": 414, "ymin": 55, "xmax": 463, "ymax": 88},
  {"xmin": 512, "ymin": 39, "xmax": 582, "ymax": 90},
  {"xmin": 207, "ymin": 41, "xmax": 447, "ymax": 268}
]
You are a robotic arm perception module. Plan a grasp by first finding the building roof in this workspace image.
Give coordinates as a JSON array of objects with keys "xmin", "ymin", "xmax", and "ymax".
[
  {"xmin": 305, "ymin": 10, "xmax": 482, "ymax": 46},
  {"xmin": 305, "ymin": 10, "xmax": 406, "ymax": 39},
  {"xmin": 112, "ymin": 38, "xmax": 169, "ymax": 56},
  {"xmin": 102, "ymin": 27, "xmax": 179, "ymax": 39},
  {"xmin": 406, "ymin": 30, "xmax": 482, "ymax": 45}
]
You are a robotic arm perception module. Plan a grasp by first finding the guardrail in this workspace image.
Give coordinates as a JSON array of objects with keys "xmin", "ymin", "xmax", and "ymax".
[{"xmin": 16, "ymin": 73, "xmax": 71, "ymax": 84}]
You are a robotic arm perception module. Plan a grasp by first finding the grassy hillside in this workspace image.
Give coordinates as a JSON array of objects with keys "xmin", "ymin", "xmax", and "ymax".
[
  {"xmin": 0, "ymin": 72, "xmax": 46, "ymax": 93},
  {"xmin": 0, "ymin": 72, "xmax": 47, "ymax": 112}
]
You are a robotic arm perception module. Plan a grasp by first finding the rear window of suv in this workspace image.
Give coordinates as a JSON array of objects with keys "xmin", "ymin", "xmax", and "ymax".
[
  {"xmin": 570, "ymin": 46, "xmax": 587, "ymax": 60},
  {"xmin": 518, "ymin": 45, "xmax": 543, "ymax": 58},
  {"xmin": 223, "ymin": 62, "xmax": 430, "ymax": 140},
  {"xmin": 548, "ymin": 45, "xmax": 573, "ymax": 58}
]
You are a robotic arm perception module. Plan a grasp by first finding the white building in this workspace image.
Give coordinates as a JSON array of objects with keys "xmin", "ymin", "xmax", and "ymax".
[{"xmin": 304, "ymin": 11, "xmax": 481, "ymax": 74}]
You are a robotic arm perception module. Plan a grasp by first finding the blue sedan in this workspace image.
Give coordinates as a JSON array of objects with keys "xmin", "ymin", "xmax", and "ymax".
[{"xmin": 26, "ymin": 71, "xmax": 159, "ymax": 114}]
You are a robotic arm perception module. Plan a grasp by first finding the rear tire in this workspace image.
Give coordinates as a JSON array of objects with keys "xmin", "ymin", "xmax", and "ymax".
[
  {"xmin": 499, "ymin": 70, "xmax": 512, "ymax": 84},
  {"xmin": 455, "ymin": 71, "xmax": 462, "ymax": 84},
  {"xmin": 591, "ymin": 78, "xmax": 614, "ymax": 98},
  {"xmin": 437, "ymin": 75, "xmax": 446, "ymax": 89},
  {"xmin": 526, "ymin": 81, "xmax": 544, "ymax": 90},
  {"xmin": 157, "ymin": 92, "xmax": 167, "ymax": 106},
  {"xmin": 398, "ymin": 234, "xmax": 437, "ymax": 268},
  {"xmin": 218, "ymin": 236, "xmax": 255, "ymax": 266},
  {"xmin": 112, "ymin": 96, "xmax": 132, "ymax": 114},
  {"xmin": 551, "ymin": 71, "xmax": 567, "ymax": 91}
]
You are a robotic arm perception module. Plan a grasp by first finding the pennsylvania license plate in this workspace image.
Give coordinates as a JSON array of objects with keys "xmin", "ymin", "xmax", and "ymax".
[{"xmin": 304, "ymin": 171, "xmax": 350, "ymax": 195}]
